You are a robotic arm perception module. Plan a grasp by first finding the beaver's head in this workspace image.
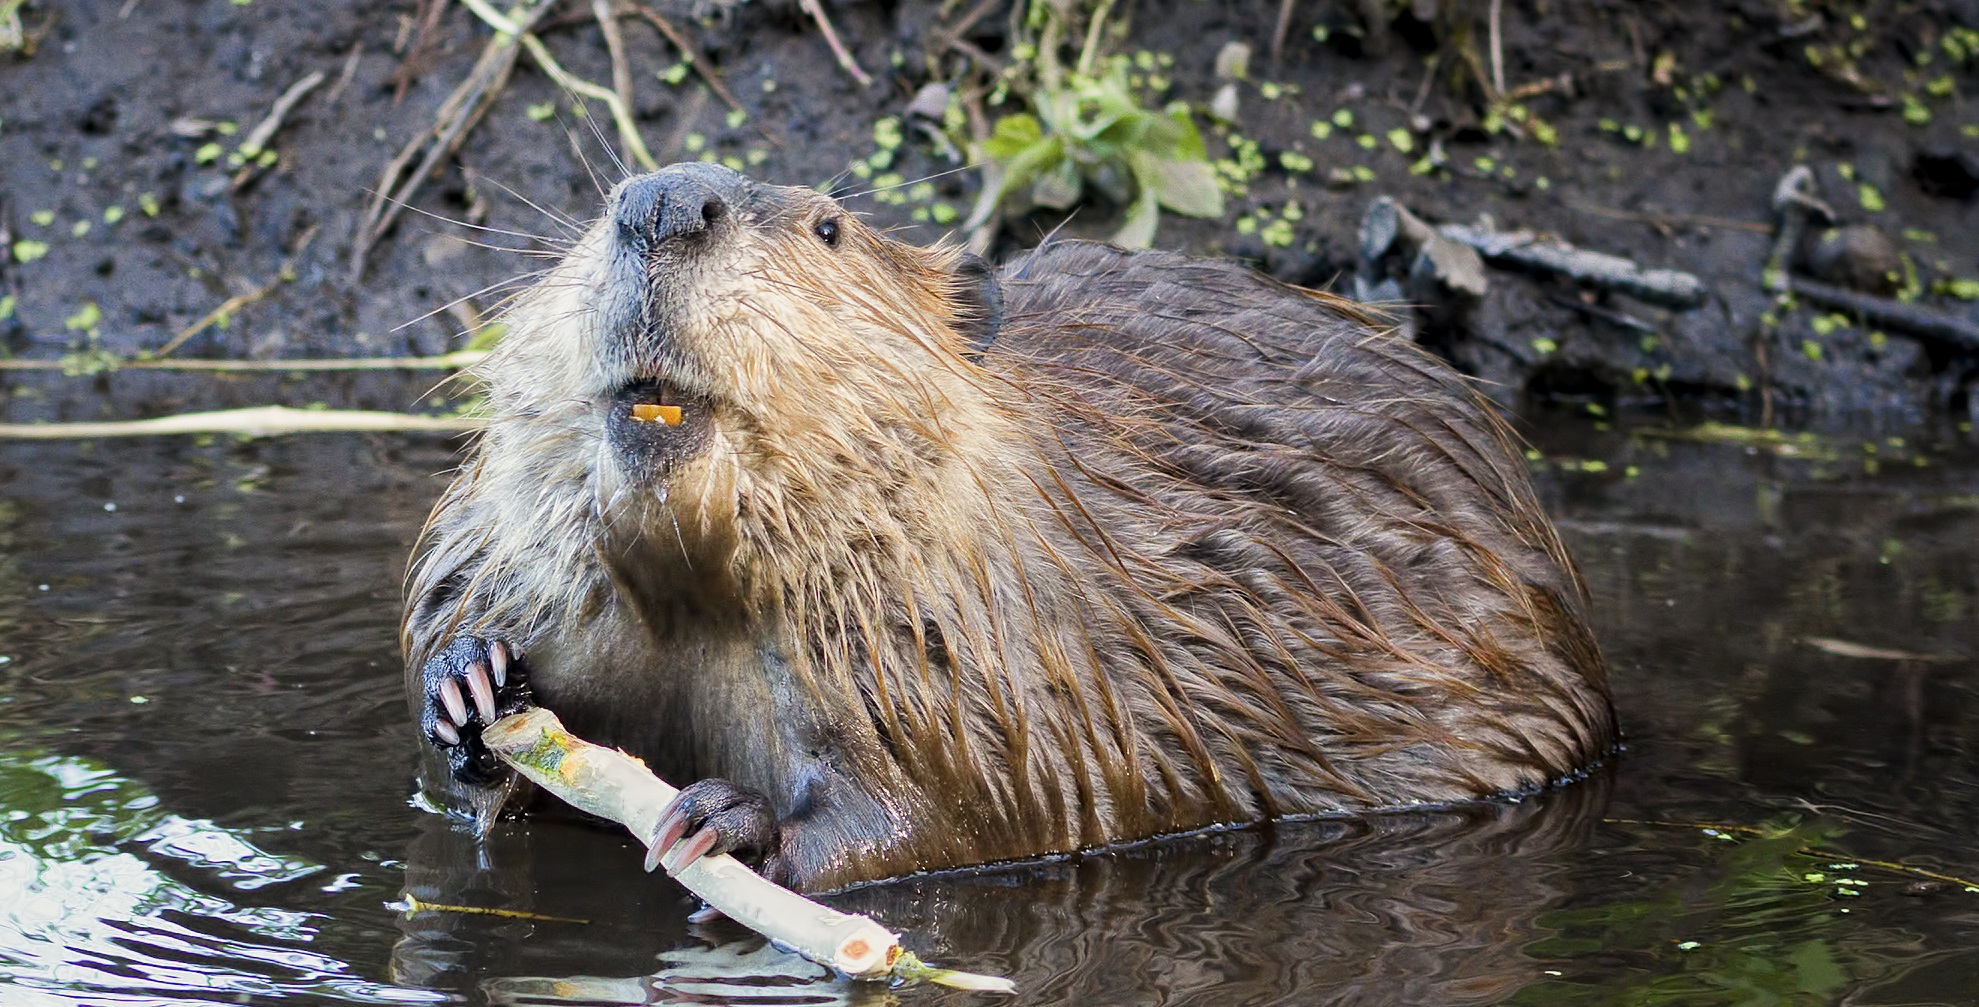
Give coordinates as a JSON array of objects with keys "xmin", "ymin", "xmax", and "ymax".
[
  {"xmin": 485, "ymin": 165, "xmax": 1014, "ymax": 600},
  {"xmin": 498, "ymin": 164, "xmax": 1002, "ymax": 476}
]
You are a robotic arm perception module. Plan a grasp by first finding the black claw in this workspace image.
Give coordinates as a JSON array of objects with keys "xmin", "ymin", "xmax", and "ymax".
[
  {"xmin": 418, "ymin": 635, "xmax": 536, "ymax": 788},
  {"xmin": 643, "ymin": 778, "xmax": 779, "ymax": 875}
]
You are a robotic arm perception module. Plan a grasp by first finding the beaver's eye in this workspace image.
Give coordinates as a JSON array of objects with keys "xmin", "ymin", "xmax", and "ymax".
[{"xmin": 814, "ymin": 218, "xmax": 840, "ymax": 248}]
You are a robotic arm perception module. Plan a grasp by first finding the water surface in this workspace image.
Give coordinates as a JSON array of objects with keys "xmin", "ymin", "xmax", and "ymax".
[{"xmin": 1, "ymin": 427, "xmax": 1974, "ymax": 1005}]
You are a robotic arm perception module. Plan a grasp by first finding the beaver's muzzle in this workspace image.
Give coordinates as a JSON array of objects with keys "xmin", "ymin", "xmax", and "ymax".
[{"xmin": 611, "ymin": 163, "xmax": 750, "ymax": 254}]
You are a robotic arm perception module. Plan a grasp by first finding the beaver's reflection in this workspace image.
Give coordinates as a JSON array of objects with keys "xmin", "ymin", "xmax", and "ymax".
[{"xmin": 391, "ymin": 768, "xmax": 1611, "ymax": 1006}]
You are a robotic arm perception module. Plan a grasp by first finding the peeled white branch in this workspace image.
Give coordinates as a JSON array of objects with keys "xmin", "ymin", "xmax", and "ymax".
[
  {"xmin": 482, "ymin": 708, "xmax": 1014, "ymax": 993},
  {"xmin": 0, "ymin": 406, "xmax": 480, "ymax": 440}
]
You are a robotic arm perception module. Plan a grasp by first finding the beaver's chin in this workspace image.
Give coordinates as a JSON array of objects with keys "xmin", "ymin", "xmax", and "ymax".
[{"xmin": 603, "ymin": 377, "xmax": 714, "ymax": 482}]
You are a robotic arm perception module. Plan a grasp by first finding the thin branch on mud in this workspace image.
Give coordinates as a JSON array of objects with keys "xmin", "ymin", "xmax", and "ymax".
[
  {"xmin": 1547, "ymin": 294, "xmax": 1657, "ymax": 334},
  {"xmin": 229, "ymin": 69, "xmax": 327, "ymax": 191},
  {"xmin": 156, "ymin": 282, "xmax": 283, "ymax": 358},
  {"xmin": 1567, "ymin": 201, "xmax": 1772, "ymax": 235},
  {"xmin": 1785, "ymin": 277, "xmax": 1979, "ymax": 351},
  {"xmin": 482, "ymin": 708, "xmax": 1015, "ymax": 992},
  {"xmin": 1440, "ymin": 222, "xmax": 1710, "ymax": 309},
  {"xmin": 515, "ymin": 31, "xmax": 656, "ymax": 169},
  {"xmin": 0, "ymin": 350, "xmax": 488, "ymax": 373},
  {"xmin": 451, "ymin": 0, "xmax": 656, "ymax": 171},
  {"xmin": 797, "ymin": 0, "xmax": 872, "ymax": 87},
  {"xmin": 327, "ymin": 41, "xmax": 365, "ymax": 105},
  {"xmin": 625, "ymin": 3, "xmax": 746, "ymax": 117},
  {"xmin": 1269, "ymin": 0, "xmax": 1296, "ymax": 69},
  {"xmin": 0, "ymin": 406, "xmax": 480, "ymax": 440},
  {"xmin": 1755, "ymin": 166, "xmax": 1977, "ymax": 347},
  {"xmin": 1487, "ymin": 0, "xmax": 1505, "ymax": 98},
  {"xmin": 157, "ymin": 226, "xmax": 320, "ymax": 358},
  {"xmin": 353, "ymin": 0, "xmax": 552, "ymax": 279},
  {"xmin": 927, "ymin": 0, "xmax": 1002, "ymax": 68},
  {"xmin": 591, "ymin": 0, "xmax": 637, "ymax": 170}
]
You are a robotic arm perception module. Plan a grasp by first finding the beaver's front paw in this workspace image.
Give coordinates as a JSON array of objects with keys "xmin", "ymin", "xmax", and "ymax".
[
  {"xmin": 643, "ymin": 779, "xmax": 780, "ymax": 876},
  {"xmin": 419, "ymin": 636, "xmax": 534, "ymax": 787}
]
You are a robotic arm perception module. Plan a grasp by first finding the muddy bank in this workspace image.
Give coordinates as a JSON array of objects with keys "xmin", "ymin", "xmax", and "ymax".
[{"xmin": 1, "ymin": 0, "xmax": 1976, "ymax": 434}]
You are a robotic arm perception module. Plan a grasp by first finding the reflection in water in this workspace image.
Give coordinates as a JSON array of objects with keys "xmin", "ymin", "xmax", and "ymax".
[
  {"xmin": 0, "ymin": 749, "xmax": 442, "ymax": 1005},
  {"xmin": 0, "ymin": 432, "xmax": 1975, "ymax": 1004},
  {"xmin": 393, "ymin": 779, "xmax": 1612, "ymax": 1006}
]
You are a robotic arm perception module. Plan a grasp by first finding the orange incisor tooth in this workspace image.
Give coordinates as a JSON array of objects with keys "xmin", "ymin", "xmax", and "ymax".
[{"xmin": 630, "ymin": 403, "xmax": 683, "ymax": 425}]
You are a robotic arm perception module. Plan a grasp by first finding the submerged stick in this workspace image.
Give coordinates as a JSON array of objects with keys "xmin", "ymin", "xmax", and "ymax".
[{"xmin": 482, "ymin": 708, "xmax": 1014, "ymax": 992}]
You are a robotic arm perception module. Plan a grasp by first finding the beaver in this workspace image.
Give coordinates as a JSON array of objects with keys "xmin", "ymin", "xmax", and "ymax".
[{"xmin": 403, "ymin": 162, "xmax": 1615, "ymax": 893}]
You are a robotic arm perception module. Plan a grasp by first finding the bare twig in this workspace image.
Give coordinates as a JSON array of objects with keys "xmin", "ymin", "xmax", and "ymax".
[
  {"xmin": 326, "ymin": 42, "xmax": 365, "ymax": 106},
  {"xmin": 155, "ymin": 282, "xmax": 283, "ymax": 358},
  {"xmin": 156, "ymin": 226, "xmax": 320, "ymax": 358},
  {"xmin": 1440, "ymin": 222, "xmax": 1710, "ymax": 309},
  {"xmin": 1762, "ymin": 169, "xmax": 1979, "ymax": 348},
  {"xmin": 797, "ymin": 0, "xmax": 872, "ymax": 87},
  {"xmin": 1487, "ymin": 0, "xmax": 1505, "ymax": 98},
  {"xmin": 926, "ymin": 0, "xmax": 1002, "ymax": 67},
  {"xmin": 626, "ymin": 3, "xmax": 747, "ymax": 117},
  {"xmin": 949, "ymin": 36, "xmax": 1005, "ymax": 74},
  {"xmin": 1567, "ymin": 201, "xmax": 1773, "ymax": 234},
  {"xmin": 501, "ymin": 25, "xmax": 657, "ymax": 170},
  {"xmin": 353, "ymin": 0, "xmax": 550, "ymax": 278},
  {"xmin": 1547, "ymin": 293, "xmax": 1657, "ymax": 334},
  {"xmin": 591, "ymin": 0, "xmax": 638, "ymax": 169},
  {"xmin": 230, "ymin": 70, "xmax": 326, "ymax": 191},
  {"xmin": 1269, "ymin": 0, "xmax": 1296, "ymax": 69},
  {"xmin": 0, "ymin": 350, "xmax": 489, "ymax": 372},
  {"xmin": 0, "ymin": 407, "xmax": 479, "ymax": 440},
  {"xmin": 1787, "ymin": 277, "xmax": 1979, "ymax": 351}
]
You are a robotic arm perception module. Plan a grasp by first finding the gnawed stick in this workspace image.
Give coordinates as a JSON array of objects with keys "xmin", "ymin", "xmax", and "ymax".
[{"xmin": 482, "ymin": 708, "xmax": 1014, "ymax": 992}]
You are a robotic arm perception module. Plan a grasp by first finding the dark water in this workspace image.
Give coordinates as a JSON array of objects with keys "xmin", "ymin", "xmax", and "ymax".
[{"xmin": 1, "ymin": 427, "xmax": 1975, "ymax": 1006}]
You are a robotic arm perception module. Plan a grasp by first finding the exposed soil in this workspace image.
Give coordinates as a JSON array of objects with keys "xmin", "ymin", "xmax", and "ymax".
[{"xmin": 2, "ymin": 0, "xmax": 1977, "ymax": 435}]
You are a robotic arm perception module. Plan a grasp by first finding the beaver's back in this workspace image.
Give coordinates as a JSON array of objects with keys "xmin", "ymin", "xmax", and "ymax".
[{"xmin": 975, "ymin": 243, "xmax": 1611, "ymax": 824}]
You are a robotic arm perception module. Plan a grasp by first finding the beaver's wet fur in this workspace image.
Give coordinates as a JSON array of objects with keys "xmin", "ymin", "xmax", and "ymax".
[{"xmin": 403, "ymin": 163, "xmax": 1614, "ymax": 892}]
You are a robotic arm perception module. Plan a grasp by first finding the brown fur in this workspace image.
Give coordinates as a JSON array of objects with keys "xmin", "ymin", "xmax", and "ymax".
[{"xmin": 404, "ymin": 168, "xmax": 1614, "ymax": 891}]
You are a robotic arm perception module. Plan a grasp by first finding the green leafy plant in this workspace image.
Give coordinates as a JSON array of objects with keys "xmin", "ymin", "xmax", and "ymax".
[{"xmin": 964, "ymin": 1, "xmax": 1222, "ymax": 248}]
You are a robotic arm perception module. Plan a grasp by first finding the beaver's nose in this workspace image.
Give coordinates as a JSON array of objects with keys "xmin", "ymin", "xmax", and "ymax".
[{"xmin": 612, "ymin": 164, "xmax": 741, "ymax": 251}]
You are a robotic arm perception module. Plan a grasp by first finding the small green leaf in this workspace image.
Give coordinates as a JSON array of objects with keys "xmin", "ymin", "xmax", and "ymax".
[
  {"xmin": 990, "ymin": 134, "xmax": 1065, "ymax": 205},
  {"xmin": 1111, "ymin": 178, "xmax": 1161, "ymax": 249},
  {"xmin": 12, "ymin": 240, "xmax": 49, "ymax": 263},
  {"xmin": 65, "ymin": 301, "xmax": 102, "ymax": 332},
  {"xmin": 1142, "ymin": 156, "xmax": 1222, "ymax": 218},
  {"xmin": 982, "ymin": 114, "xmax": 1045, "ymax": 161}
]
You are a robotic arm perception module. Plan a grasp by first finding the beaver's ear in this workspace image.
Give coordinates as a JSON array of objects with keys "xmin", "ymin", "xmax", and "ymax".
[{"xmin": 949, "ymin": 252, "xmax": 1003, "ymax": 357}]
